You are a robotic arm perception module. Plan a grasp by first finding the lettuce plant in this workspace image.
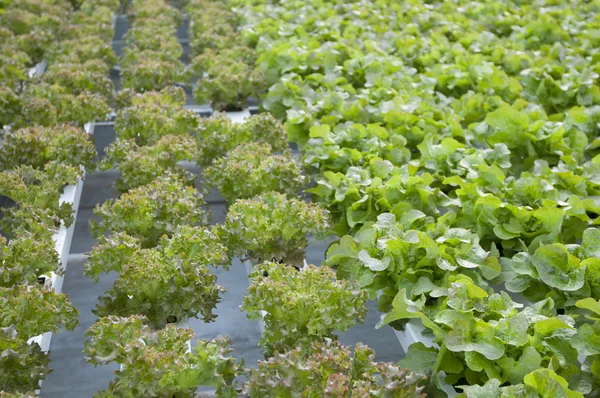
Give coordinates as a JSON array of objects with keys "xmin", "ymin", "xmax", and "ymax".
[
  {"xmin": 85, "ymin": 226, "xmax": 228, "ymax": 328},
  {"xmin": 20, "ymin": 83, "xmax": 111, "ymax": 127},
  {"xmin": 0, "ymin": 234, "xmax": 60, "ymax": 288},
  {"xmin": 196, "ymin": 112, "xmax": 288, "ymax": 166},
  {"xmin": 204, "ymin": 142, "xmax": 307, "ymax": 204},
  {"xmin": 128, "ymin": 0, "xmax": 181, "ymax": 26},
  {"xmin": 0, "ymin": 87, "xmax": 21, "ymax": 127},
  {"xmin": 123, "ymin": 25, "xmax": 182, "ymax": 59},
  {"xmin": 120, "ymin": 56, "xmax": 189, "ymax": 93},
  {"xmin": 457, "ymin": 369, "xmax": 585, "ymax": 398},
  {"xmin": 47, "ymin": 36, "xmax": 117, "ymax": 68},
  {"xmin": 499, "ymin": 232, "xmax": 600, "ymax": 310},
  {"xmin": 90, "ymin": 173, "xmax": 209, "ymax": 247},
  {"xmin": 84, "ymin": 315, "xmax": 241, "ymax": 397},
  {"xmin": 325, "ymin": 211, "xmax": 501, "ymax": 303},
  {"xmin": 189, "ymin": 22, "xmax": 237, "ymax": 57},
  {"xmin": 41, "ymin": 63, "xmax": 115, "ymax": 101},
  {"xmin": 85, "ymin": 226, "xmax": 230, "ymax": 281},
  {"xmin": 242, "ymin": 262, "xmax": 367, "ymax": 355},
  {"xmin": 223, "ymin": 192, "xmax": 329, "ymax": 265},
  {"xmin": 304, "ymin": 123, "xmax": 411, "ymax": 174},
  {"xmin": 91, "ymin": 244, "xmax": 224, "ymax": 328},
  {"xmin": 100, "ymin": 135, "xmax": 198, "ymax": 192},
  {"xmin": 114, "ymin": 85, "xmax": 185, "ymax": 109},
  {"xmin": 242, "ymin": 339, "xmax": 425, "ymax": 397},
  {"xmin": 0, "ymin": 124, "xmax": 96, "ymax": 171},
  {"xmin": 0, "ymin": 162, "xmax": 81, "ymax": 229},
  {"xmin": 187, "ymin": 0, "xmax": 237, "ymax": 56},
  {"xmin": 192, "ymin": 46, "xmax": 265, "ymax": 111},
  {"xmin": 0, "ymin": 285, "xmax": 78, "ymax": 340},
  {"xmin": 382, "ymin": 276, "xmax": 595, "ymax": 395},
  {"xmin": 0, "ymin": 44, "xmax": 31, "ymax": 86},
  {"xmin": 0, "ymin": 326, "xmax": 51, "ymax": 394},
  {"xmin": 114, "ymin": 89, "xmax": 199, "ymax": 146}
]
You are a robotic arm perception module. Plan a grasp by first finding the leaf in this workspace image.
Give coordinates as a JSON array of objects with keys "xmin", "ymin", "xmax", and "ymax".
[
  {"xmin": 326, "ymin": 236, "xmax": 359, "ymax": 263},
  {"xmin": 531, "ymin": 244, "xmax": 585, "ymax": 291},
  {"xmin": 358, "ymin": 250, "xmax": 390, "ymax": 271},
  {"xmin": 571, "ymin": 324, "xmax": 600, "ymax": 356},
  {"xmin": 397, "ymin": 342, "xmax": 438, "ymax": 375},
  {"xmin": 445, "ymin": 319, "xmax": 505, "ymax": 360},
  {"xmin": 497, "ymin": 346, "xmax": 543, "ymax": 385},
  {"xmin": 575, "ymin": 298, "xmax": 600, "ymax": 317},
  {"xmin": 523, "ymin": 369, "xmax": 583, "ymax": 398},
  {"xmin": 582, "ymin": 228, "xmax": 600, "ymax": 257}
]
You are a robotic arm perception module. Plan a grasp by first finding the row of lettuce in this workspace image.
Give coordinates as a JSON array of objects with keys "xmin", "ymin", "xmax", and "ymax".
[
  {"xmin": 0, "ymin": 0, "xmax": 113, "ymax": 394},
  {"xmin": 0, "ymin": 0, "xmax": 264, "ymax": 132},
  {"xmin": 225, "ymin": 0, "xmax": 600, "ymax": 396},
  {"xmin": 27, "ymin": 0, "xmax": 425, "ymax": 396}
]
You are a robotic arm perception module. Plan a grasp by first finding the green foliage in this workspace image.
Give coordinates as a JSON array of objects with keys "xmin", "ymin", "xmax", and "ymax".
[
  {"xmin": 325, "ymin": 211, "xmax": 501, "ymax": 302},
  {"xmin": 242, "ymin": 262, "xmax": 367, "ymax": 355},
  {"xmin": 192, "ymin": 46, "xmax": 265, "ymax": 111},
  {"xmin": 186, "ymin": 0, "xmax": 237, "ymax": 56},
  {"xmin": 0, "ymin": 326, "xmax": 51, "ymax": 394},
  {"xmin": 0, "ymin": 87, "xmax": 21, "ymax": 127},
  {"xmin": 84, "ymin": 315, "xmax": 242, "ymax": 397},
  {"xmin": 0, "ymin": 125, "xmax": 96, "ymax": 171},
  {"xmin": 120, "ymin": 56, "xmax": 189, "ymax": 93},
  {"xmin": 41, "ymin": 62, "xmax": 115, "ymax": 101},
  {"xmin": 47, "ymin": 36, "xmax": 117, "ymax": 68},
  {"xmin": 499, "ymin": 235, "xmax": 600, "ymax": 310},
  {"xmin": 90, "ymin": 173, "xmax": 209, "ymax": 247},
  {"xmin": 243, "ymin": 339, "xmax": 425, "ymax": 397},
  {"xmin": 91, "ymin": 245, "xmax": 223, "ymax": 328},
  {"xmin": 457, "ymin": 369, "xmax": 584, "ymax": 398},
  {"xmin": 0, "ymin": 285, "xmax": 78, "ymax": 340},
  {"xmin": 114, "ymin": 88, "xmax": 199, "ymax": 146},
  {"xmin": 223, "ymin": 192, "xmax": 329, "ymax": 265},
  {"xmin": 0, "ymin": 234, "xmax": 60, "ymax": 288},
  {"xmin": 204, "ymin": 142, "xmax": 307, "ymax": 204},
  {"xmin": 196, "ymin": 112, "xmax": 288, "ymax": 166},
  {"xmin": 0, "ymin": 162, "xmax": 80, "ymax": 231},
  {"xmin": 384, "ymin": 276, "xmax": 596, "ymax": 395},
  {"xmin": 19, "ymin": 83, "xmax": 111, "ymax": 127},
  {"xmin": 100, "ymin": 135, "xmax": 197, "ymax": 193},
  {"xmin": 85, "ymin": 226, "xmax": 229, "ymax": 328}
]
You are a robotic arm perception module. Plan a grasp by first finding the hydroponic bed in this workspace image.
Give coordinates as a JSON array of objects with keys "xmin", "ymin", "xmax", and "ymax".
[{"xmin": 2, "ymin": 0, "xmax": 600, "ymax": 396}]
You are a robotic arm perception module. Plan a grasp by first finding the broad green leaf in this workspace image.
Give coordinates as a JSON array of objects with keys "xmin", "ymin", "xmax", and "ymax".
[
  {"xmin": 445, "ymin": 319, "xmax": 505, "ymax": 360},
  {"xmin": 531, "ymin": 245, "xmax": 585, "ymax": 291},
  {"xmin": 358, "ymin": 250, "xmax": 390, "ymax": 271},
  {"xmin": 523, "ymin": 369, "xmax": 583, "ymax": 398}
]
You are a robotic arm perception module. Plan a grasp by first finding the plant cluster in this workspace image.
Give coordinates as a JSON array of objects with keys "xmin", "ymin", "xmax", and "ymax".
[
  {"xmin": 204, "ymin": 142, "xmax": 307, "ymax": 204},
  {"xmin": 100, "ymin": 134, "xmax": 198, "ymax": 192},
  {"xmin": 114, "ymin": 86, "xmax": 200, "ymax": 145},
  {"xmin": 0, "ymin": 125, "xmax": 96, "ymax": 171},
  {"xmin": 0, "ymin": 0, "xmax": 109, "ymax": 394},
  {"xmin": 0, "ymin": 0, "xmax": 118, "ymax": 127},
  {"xmin": 231, "ymin": 0, "xmax": 600, "ymax": 394},
  {"xmin": 242, "ymin": 339, "xmax": 426, "ymax": 397},
  {"xmin": 90, "ymin": 173, "xmax": 209, "ymax": 248},
  {"xmin": 84, "ymin": 315, "xmax": 242, "ymax": 397},
  {"xmin": 85, "ymin": 229, "xmax": 226, "ymax": 329},
  {"xmin": 187, "ymin": 0, "xmax": 264, "ymax": 110},
  {"xmin": 0, "ymin": 0, "xmax": 69, "ymax": 65},
  {"xmin": 223, "ymin": 191, "xmax": 329, "ymax": 266},
  {"xmin": 120, "ymin": 0, "xmax": 188, "ymax": 92},
  {"xmin": 0, "ymin": 162, "xmax": 80, "ymax": 237},
  {"xmin": 196, "ymin": 112, "xmax": 288, "ymax": 166},
  {"xmin": 242, "ymin": 262, "xmax": 367, "ymax": 356}
]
